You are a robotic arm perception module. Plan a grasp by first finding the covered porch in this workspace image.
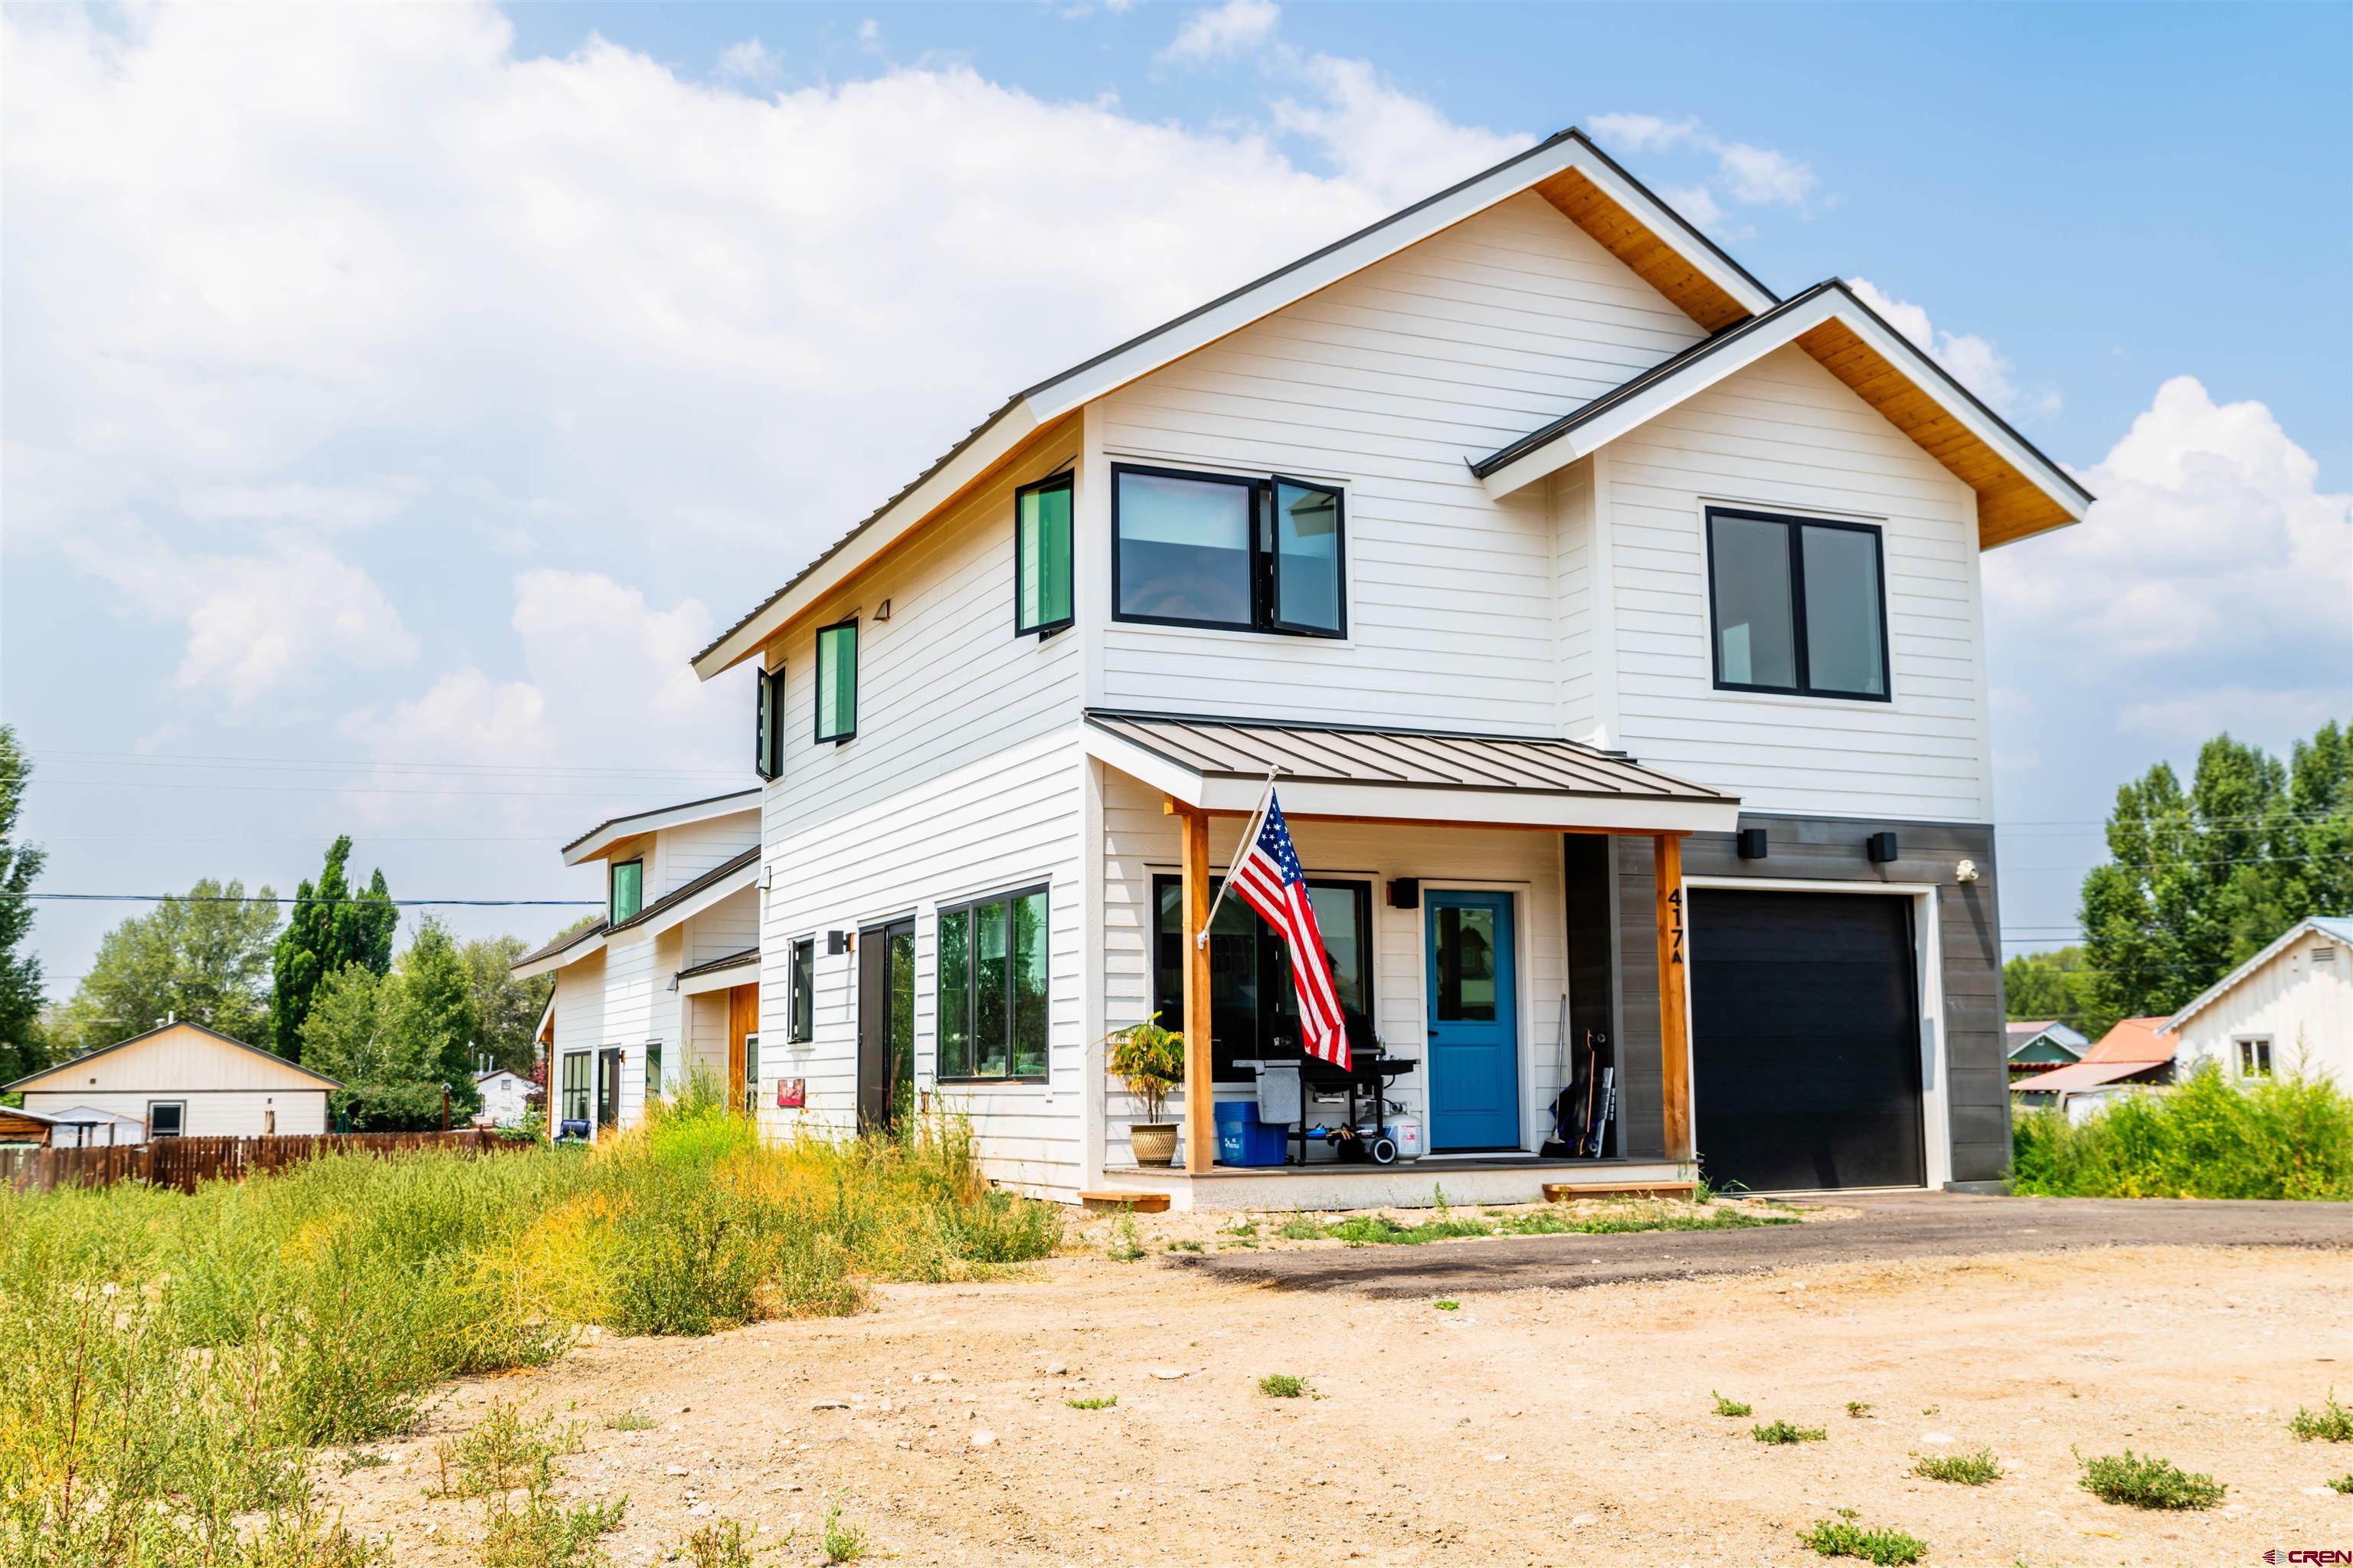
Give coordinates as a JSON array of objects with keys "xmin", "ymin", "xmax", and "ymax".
[{"xmin": 1082, "ymin": 711, "xmax": 1741, "ymax": 1212}]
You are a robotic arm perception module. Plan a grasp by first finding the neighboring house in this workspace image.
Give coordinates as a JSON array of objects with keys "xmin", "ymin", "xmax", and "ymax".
[
  {"xmin": 663, "ymin": 126, "xmax": 2087, "ymax": 1206},
  {"xmin": 2006, "ymin": 1020, "xmax": 2088, "ymax": 1078},
  {"xmin": 473, "ymin": 1068, "xmax": 535, "ymax": 1128},
  {"xmin": 2010, "ymin": 1015, "xmax": 2175, "ymax": 1121},
  {"xmin": 511, "ymin": 791, "xmax": 764, "ymax": 1141},
  {"xmin": 2162, "ymin": 916, "xmax": 2352, "ymax": 1088},
  {"xmin": 0, "ymin": 1103, "xmax": 146, "ymax": 1147},
  {"xmin": 3, "ymin": 1021, "xmax": 338, "ymax": 1139}
]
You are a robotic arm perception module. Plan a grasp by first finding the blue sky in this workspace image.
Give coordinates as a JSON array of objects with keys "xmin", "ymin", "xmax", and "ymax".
[{"xmin": 3, "ymin": 0, "xmax": 2348, "ymax": 995}]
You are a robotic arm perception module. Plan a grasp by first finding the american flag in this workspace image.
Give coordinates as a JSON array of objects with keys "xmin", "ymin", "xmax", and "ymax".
[{"xmin": 1226, "ymin": 793, "xmax": 1350, "ymax": 1069}]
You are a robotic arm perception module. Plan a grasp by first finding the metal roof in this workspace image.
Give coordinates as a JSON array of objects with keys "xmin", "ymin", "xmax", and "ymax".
[
  {"xmin": 4, "ymin": 1019, "xmax": 345, "ymax": 1094},
  {"xmin": 2009, "ymin": 1059, "xmax": 2167, "ymax": 1097},
  {"xmin": 512, "ymin": 918, "xmax": 607, "ymax": 971},
  {"xmin": 676, "ymin": 947, "xmax": 759, "ymax": 983},
  {"xmin": 607, "ymin": 847, "xmax": 760, "ymax": 938},
  {"xmin": 1083, "ymin": 710, "xmax": 1730, "ymax": 804},
  {"xmin": 559, "ymin": 789, "xmax": 761, "ymax": 859}
]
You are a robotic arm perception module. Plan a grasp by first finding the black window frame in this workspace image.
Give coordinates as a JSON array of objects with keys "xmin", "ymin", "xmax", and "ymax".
[
  {"xmin": 1703, "ymin": 506, "xmax": 1892, "ymax": 703},
  {"xmin": 1150, "ymin": 872, "xmax": 1375, "ymax": 1084},
  {"xmin": 934, "ymin": 881, "xmax": 1051, "ymax": 1085},
  {"xmin": 1110, "ymin": 462, "xmax": 1347, "ymax": 639},
  {"xmin": 754, "ymin": 663, "xmax": 784, "ymax": 781},
  {"xmin": 148, "ymin": 1100, "xmax": 186, "ymax": 1138},
  {"xmin": 560, "ymin": 1050, "xmax": 591, "ymax": 1124},
  {"xmin": 813, "ymin": 617, "xmax": 858, "ymax": 745},
  {"xmin": 609, "ymin": 858, "xmax": 644, "ymax": 924},
  {"xmin": 788, "ymin": 936, "xmax": 815, "ymax": 1043},
  {"xmin": 1014, "ymin": 470, "xmax": 1076, "ymax": 639},
  {"xmin": 644, "ymin": 1039, "xmax": 663, "ymax": 1098}
]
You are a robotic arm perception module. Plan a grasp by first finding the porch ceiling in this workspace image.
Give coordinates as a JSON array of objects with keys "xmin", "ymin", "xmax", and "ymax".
[{"xmin": 1083, "ymin": 709, "xmax": 1739, "ymax": 833}]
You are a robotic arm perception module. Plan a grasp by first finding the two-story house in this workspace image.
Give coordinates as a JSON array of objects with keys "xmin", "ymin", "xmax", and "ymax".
[
  {"xmin": 678, "ymin": 128, "xmax": 2086, "ymax": 1207},
  {"xmin": 514, "ymin": 791, "xmax": 764, "ymax": 1137}
]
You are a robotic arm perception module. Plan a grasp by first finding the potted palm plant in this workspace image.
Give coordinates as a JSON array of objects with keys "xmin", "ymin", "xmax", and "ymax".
[{"xmin": 1107, "ymin": 1013, "xmax": 1185, "ymax": 1167}]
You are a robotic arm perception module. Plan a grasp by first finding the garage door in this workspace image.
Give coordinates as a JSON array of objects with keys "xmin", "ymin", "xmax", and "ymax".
[{"xmin": 1689, "ymin": 889, "xmax": 1925, "ymax": 1192}]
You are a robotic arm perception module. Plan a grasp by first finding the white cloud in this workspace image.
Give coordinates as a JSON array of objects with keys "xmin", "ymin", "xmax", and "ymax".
[
  {"xmin": 1714, "ymin": 141, "xmax": 1815, "ymax": 207},
  {"xmin": 2116, "ymin": 686, "xmax": 2348, "ymax": 747},
  {"xmin": 1161, "ymin": 0, "xmax": 1280, "ymax": 64},
  {"xmin": 715, "ymin": 38, "xmax": 779, "ymax": 83},
  {"xmin": 1271, "ymin": 57, "xmax": 1530, "ymax": 209},
  {"xmin": 1846, "ymin": 277, "xmax": 2060, "ymax": 421},
  {"xmin": 1586, "ymin": 113, "xmax": 1700, "ymax": 154},
  {"xmin": 1587, "ymin": 111, "xmax": 1818, "ymax": 229},
  {"xmin": 1663, "ymin": 184, "xmax": 1723, "ymax": 231}
]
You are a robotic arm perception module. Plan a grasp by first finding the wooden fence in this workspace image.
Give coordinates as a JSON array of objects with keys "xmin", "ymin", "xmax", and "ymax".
[{"xmin": 0, "ymin": 1128, "xmax": 525, "ymax": 1196}]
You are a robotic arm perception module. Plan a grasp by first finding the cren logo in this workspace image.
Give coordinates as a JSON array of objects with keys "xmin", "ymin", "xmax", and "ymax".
[{"xmin": 2265, "ymin": 1550, "xmax": 2353, "ymax": 1564}]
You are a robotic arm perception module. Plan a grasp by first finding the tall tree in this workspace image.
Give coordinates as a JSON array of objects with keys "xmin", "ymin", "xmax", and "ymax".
[
  {"xmin": 299, "ymin": 965, "xmax": 442, "ymax": 1130},
  {"xmin": 0, "ymin": 725, "xmax": 47, "ymax": 1082},
  {"xmin": 459, "ymin": 935, "xmax": 554, "ymax": 1075},
  {"xmin": 2080, "ymin": 719, "xmax": 2353, "ymax": 1020},
  {"xmin": 270, "ymin": 836, "xmax": 397, "ymax": 1061},
  {"xmin": 2001, "ymin": 945, "xmax": 2116, "ymax": 1042},
  {"xmin": 398, "ymin": 917, "xmax": 482, "ymax": 1119},
  {"xmin": 54, "ymin": 879, "xmax": 281, "ymax": 1054}
]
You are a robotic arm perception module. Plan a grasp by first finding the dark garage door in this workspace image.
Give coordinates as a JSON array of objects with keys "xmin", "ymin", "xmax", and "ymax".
[{"xmin": 1689, "ymin": 889, "xmax": 1924, "ymax": 1192}]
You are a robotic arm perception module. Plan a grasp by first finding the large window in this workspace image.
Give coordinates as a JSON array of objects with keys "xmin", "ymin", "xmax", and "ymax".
[
  {"xmin": 754, "ymin": 664, "xmax": 784, "ymax": 780},
  {"xmin": 1706, "ymin": 508, "xmax": 1888, "ymax": 700},
  {"xmin": 609, "ymin": 859, "xmax": 643, "ymax": 924},
  {"xmin": 815, "ymin": 619, "xmax": 858, "ymax": 743},
  {"xmin": 1151, "ymin": 875, "xmax": 1372, "ymax": 1082},
  {"xmin": 561, "ymin": 1051, "xmax": 591, "ymax": 1124},
  {"xmin": 788, "ymin": 937, "xmax": 815, "ymax": 1043},
  {"xmin": 937, "ymin": 884, "xmax": 1049, "ymax": 1082},
  {"xmin": 1112, "ymin": 464, "xmax": 1346, "ymax": 637},
  {"xmin": 1016, "ymin": 473, "xmax": 1075, "ymax": 636}
]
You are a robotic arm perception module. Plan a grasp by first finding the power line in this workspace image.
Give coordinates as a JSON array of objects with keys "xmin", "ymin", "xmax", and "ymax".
[{"xmin": 23, "ymin": 893, "xmax": 601, "ymax": 907}]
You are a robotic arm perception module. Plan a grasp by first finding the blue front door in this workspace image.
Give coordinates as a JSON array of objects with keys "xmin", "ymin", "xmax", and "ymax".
[{"xmin": 1425, "ymin": 890, "xmax": 1519, "ymax": 1151}]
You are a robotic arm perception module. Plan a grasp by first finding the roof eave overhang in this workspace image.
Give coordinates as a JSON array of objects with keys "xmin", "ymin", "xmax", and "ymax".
[
  {"xmin": 561, "ymin": 791, "xmax": 761, "ymax": 864},
  {"xmin": 2163, "ymin": 916, "xmax": 2350, "ymax": 1032},
  {"xmin": 607, "ymin": 863, "xmax": 759, "ymax": 946},
  {"xmin": 512, "ymin": 931, "xmax": 607, "ymax": 981}
]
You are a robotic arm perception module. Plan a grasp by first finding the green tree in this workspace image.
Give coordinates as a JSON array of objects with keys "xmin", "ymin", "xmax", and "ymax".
[
  {"xmin": 459, "ymin": 935, "xmax": 553, "ymax": 1075},
  {"xmin": 0, "ymin": 725, "xmax": 48, "ymax": 1082},
  {"xmin": 270, "ymin": 836, "xmax": 397, "ymax": 1061},
  {"xmin": 398, "ymin": 917, "xmax": 482, "ymax": 1120},
  {"xmin": 2080, "ymin": 719, "xmax": 2353, "ymax": 1020},
  {"xmin": 297, "ymin": 965, "xmax": 443, "ymax": 1130},
  {"xmin": 54, "ymin": 879, "xmax": 281, "ymax": 1054},
  {"xmin": 2002, "ymin": 944, "xmax": 2116, "ymax": 1041}
]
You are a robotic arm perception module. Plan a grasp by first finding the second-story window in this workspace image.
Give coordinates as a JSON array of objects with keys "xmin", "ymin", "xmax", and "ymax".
[
  {"xmin": 754, "ymin": 664, "xmax": 784, "ymax": 780},
  {"xmin": 814, "ymin": 619, "xmax": 858, "ymax": 743},
  {"xmin": 1706, "ymin": 508, "xmax": 1889, "ymax": 701},
  {"xmin": 1016, "ymin": 473, "xmax": 1074, "ymax": 636},
  {"xmin": 609, "ymin": 858, "xmax": 643, "ymax": 924},
  {"xmin": 1111, "ymin": 464, "xmax": 1346, "ymax": 637}
]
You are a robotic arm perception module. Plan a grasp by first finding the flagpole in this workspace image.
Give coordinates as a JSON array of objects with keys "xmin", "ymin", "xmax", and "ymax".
[{"xmin": 1195, "ymin": 766, "xmax": 1282, "ymax": 949}]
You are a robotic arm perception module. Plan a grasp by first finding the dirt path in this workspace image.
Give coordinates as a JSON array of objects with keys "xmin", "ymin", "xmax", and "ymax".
[{"xmin": 322, "ymin": 1230, "xmax": 2351, "ymax": 1567}]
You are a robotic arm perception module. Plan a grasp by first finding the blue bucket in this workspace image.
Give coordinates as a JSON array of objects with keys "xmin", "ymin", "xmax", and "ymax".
[{"xmin": 1214, "ymin": 1101, "xmax": 1288, "ymax": 1167}]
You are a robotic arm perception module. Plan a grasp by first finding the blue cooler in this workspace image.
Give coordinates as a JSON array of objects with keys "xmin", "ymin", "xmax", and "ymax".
[{"xmin": 1214, "ymin": 1100, "xmax": 1288, "ymax": 1167}]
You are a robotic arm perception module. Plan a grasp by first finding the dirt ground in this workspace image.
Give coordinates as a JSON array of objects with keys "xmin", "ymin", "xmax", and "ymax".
[{"xmin": 320, "ymin": 1209, "xmax": 2351, "ymax": 1568}]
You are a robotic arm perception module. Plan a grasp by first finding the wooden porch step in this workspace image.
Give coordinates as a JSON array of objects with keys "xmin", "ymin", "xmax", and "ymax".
[
  {"xmin": 1542, "ymin": 1181, "xmax": 1697, "ymax": 1202},
  {"xmin": 1080, "ymin": 1190, "xmax": 1171, "ymax": 1213}
]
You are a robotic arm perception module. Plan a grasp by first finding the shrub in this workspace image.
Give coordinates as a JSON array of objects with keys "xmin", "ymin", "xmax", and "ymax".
[
  {"xmin": 1846, "ymin": 1401, "xmax": 1874, "ymax": 1418},
  {"xmin": 1065, "ymin": 1396, "xmax": 1117, "ymax": 1410},
  {"xmin": 822, "ymin": 1497, "xmax": 866, "ymax": 1564},
  {"xmin": 2009, "ymin": 1066, "xmax": 2353, "ymax": 1200},
  {"xmin": 1258, "ymin": 1374, "xmax": 1311, "ymax": 1399},
  {"xmin": 2291, "ymin": 1392, "xmax": 2353, "ymax": 1442},
  {"xmin": 2327, "ymin": 1474, "xmax": 2353, "ymax": 1495},
  {"xmin": 1753, "ymin": 1420, "xmax": 1827, "ymax": 1444},
  {"xmin": 680, "ymin": 1517, "xmax": 761, "ymax": 1568},
  {"xmin": 1913, "ymin": 1448, "xmax": 2001, "ymax": 1485},
  {"xmin": 1797, "ymin": 1518, "xmax": 1927, "ymax": 1564},
  {"xmin": 2076, "ymin": 1449, "xmax": 2226, "ymax": 1509},
  {"xmin": 1713, "ymin": 1392, "xmax": 1752, "ymax": 1417}
]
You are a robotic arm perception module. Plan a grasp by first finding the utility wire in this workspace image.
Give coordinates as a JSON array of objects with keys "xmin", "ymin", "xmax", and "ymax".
[{"xmin": 22, "ymin": 893, "xmax": 601, "ymax": 907}]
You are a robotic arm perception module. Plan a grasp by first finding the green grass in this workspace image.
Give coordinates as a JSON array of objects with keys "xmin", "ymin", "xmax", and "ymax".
[
  {"xmin": 2076, "ymin": 1449, "xmax": 2227, "ymax": 1510},
  {"xmin": 1797, "ymin": 1518, "xmax": 1928, "ymax": 1565},
  {"xmin": 679, "ymin": 1517, "xmax": 761, "ymax": 1568},
  {"xmin": 1913, "ymin": 1448, "xmax": 2002, "ymax": 1485},
  {"xmin": 1258, "ymin": 1373, "xmax": 1311, "ymax": 1399},
  {"xmin": 2291, "ymin": 1392, "xmax": 2353, "ymax": 1442},
  {"xmin": 1712, "ymin": 1391, "xmax": 1752, "ymax": 1417},
  {"xmin": 1274, "ymin": 1198, "xmax": 1795, "ymax": 1247},
  {"xmin": 2009, "ymin": 1065, "xmax": 2353, "ymax": 1200},
  {"xmin": 0, "ymin": 1079, "xmax": 1059, "ymax": 1563},
  {"xmin": 1278, "ymin": 1214, "xmax": 1330, "ymax": 1240},
  {"xmin": 1846, "ymin": 1401, "xmax": 1874, "ymax": 1419},
  {"xmin": 1065, "ymin": 1396, "xmax": 1117, "ymax": 1410},
  {"xmin": 822, "ymin": 1496, "xmax": 866, "ymax": 1563},
  {"xmin": 1432, "ymin": 1299, "xmax": 1460, "ymax": 1311},
  {"xmin": 1753, "ymin": 1420, "xmax": 1828, "ymax": 1445},
  {"xmin": 2326, "ymin": 1474, "xmax": 2353, "ymax": 1495},
  {"xmin": 604, "ymin": 1409, "xmax": 656, "ymax": 1432}
]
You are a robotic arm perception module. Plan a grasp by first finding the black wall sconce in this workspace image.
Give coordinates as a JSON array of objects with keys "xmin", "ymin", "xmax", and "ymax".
[
  {"xmin": 826, "ymin": 930, "xmax": 852, "ymax": 956},
  {"xmin": 1866, "ymin": 831, "xmax": 1900, "ymax": 864},
  {"xmin": 1387, "ymin": 878, "xmax": 1421, "ymax": 909},
  {"xmin": 1736, "ymin": 827, "xmax": 1768, "ymax": 860}
]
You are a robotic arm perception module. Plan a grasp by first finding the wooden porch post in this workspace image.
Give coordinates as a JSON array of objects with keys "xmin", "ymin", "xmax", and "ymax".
[
  {"xmin": 1653, "ymin": 832, "xmax": 1693, "ymax": 1163},
  {"xmin": 1176, "ymin": 800, "xmax": 1216, "ymax": 1173}
]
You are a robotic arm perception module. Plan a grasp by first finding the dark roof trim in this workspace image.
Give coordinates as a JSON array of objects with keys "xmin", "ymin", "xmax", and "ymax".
[
  {"xmin": 676, "ymin": 947, "xmax": 760, "ymax": 983},
  {"xmin": 559, "ymin": 788, "xmax": 761, "ymax": 857},
  {"xmin": 5, "ymin": 1019, "xmax": 344, "ymax": 1093},
  {"xmin": 607, "ymin": 846, "xmax": 760, "ymax": 937},
  {"xmin": 513, "ymin": 918, "xmax": 607, "ymax": 971}
]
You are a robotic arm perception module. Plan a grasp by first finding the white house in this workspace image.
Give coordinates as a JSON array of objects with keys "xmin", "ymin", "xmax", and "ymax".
[
  {"xmin": 512, "ymin": 791, "xmax": 764, "ymax": 1139},
  {"xmin": 473, "ymin": 1067, "xmax": 535, "ymax": 1128},
  {"xmin": 556, "ymin": 128, "xmax": 2088, "ymax": 1206},
  {"xmin": 2162, "ymin": 916, "xmax": 2353, "ymax": 1087},
  {"xmin": 5, "ymin": 1020, "xmax": 338, "ymax": 1139}
]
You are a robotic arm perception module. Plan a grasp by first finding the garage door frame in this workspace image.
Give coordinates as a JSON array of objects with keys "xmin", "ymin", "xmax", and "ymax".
[{"xmin": 1679, "ymin": 876, "xmax": 1952, "ymax": 1190}]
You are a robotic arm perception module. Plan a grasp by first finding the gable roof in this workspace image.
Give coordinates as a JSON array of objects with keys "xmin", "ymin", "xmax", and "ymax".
[
  {"xmin": 512, "ymin": 918, "xmax": 607, "ymax": 979},
  {"xmin": 1471, "ymin": 280, "xmax": 2093, "ymax": 548},
  {"xmin": 561, "ymin": 790, "xmax": 761, "ymax": 864},
  {"xmin": 689, "ymin": 128, "xmax": 1782, "ymax": 679},
  {"xmin": 5, "ymin": 1019, "xmax": 343, "ymax": 1094},
  {"xmin": 605, "ymin": 846, "xmax": 760, "ymax": 941},
  {"xmin": 2009, "ymin": 1058, "xmax": 2168, "ymax": 1098},
  {"xmin": 2080, "ymin": 1016, "xmax": 2175, "ymax": 1066},
  {"xmin": 2161, "ymin": 915, "xmax": 2353, "ymax": 1033}
]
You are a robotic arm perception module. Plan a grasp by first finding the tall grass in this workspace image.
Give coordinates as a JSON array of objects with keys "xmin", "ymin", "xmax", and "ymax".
[
  {"xmin": 2008, "ymin": 1065, "xmax": 2353, "ymax": 1200},
  {"xmin": 0, "ymin": 1079, "xmax": 1059, "ymax": 1563}
]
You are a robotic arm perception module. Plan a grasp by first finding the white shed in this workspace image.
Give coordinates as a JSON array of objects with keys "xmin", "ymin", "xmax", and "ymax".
[
  {"xmin": 2163, "ymin": 917, "xmax": 2353, "ymax": 1087},
  {"xmin": 5, "ymin": 1020, "xmax": 340, "ymax": 1139}
]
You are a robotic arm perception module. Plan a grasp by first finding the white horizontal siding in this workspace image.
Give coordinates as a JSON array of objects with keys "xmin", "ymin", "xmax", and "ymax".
[
  {"xmin": 21, "ymin": 1090, "xmax": 328, "ymax": 1138},
  {"xmin": 684, "ymin": 886, "xmax": 758, "ymax": 967},
  {"xmin": 1094, "ymin": 191, "xmax": 1705, "ymax": 733},
  {"xmin": 2174, "ymin": 935, "xmax": 2352, "ymax": 1087},
  {"xmin": 1602, "ymin": 342, "xmax": 1992, "ymax": 821},
  {"xmin": 655, "ymin": 812, "xmax": 759, "ymax": 897}
]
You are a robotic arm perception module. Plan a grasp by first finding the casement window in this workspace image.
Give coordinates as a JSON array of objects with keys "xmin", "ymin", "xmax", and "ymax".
[
  {"xmin": 1111, "ymin": 464, "xmax": 1346, "ymax": 637},
  {"xmin": 148, "ymin": 1102, "xmax": 185, "ymax": 1138},
  {"xmin": 609, "ymin": 859, "xmax": 643, "ymax": 924},
  {"xmin": 754, "ymin": 664, "xmax": 784, "ymax": 780},
  {"xmin": 1706, "ymin": 508, "xmax": 1890, "ymax": 700},
  {"xmin": 561, "ymin": 1051, "xmax": 591, "ymax": 1124},
  {"xmin": 743, "ymin": 1032, "xmax": 762, "ymax": 1115},
  {"xmin": 788, "ymin": 937, "xmax": 815, "ymax": 1043},
  {"xmin": 1016, "ymin": 473, "xmax": 1075, "ymax": 637},
  {"xmin": 937, "ymin": 884, "xmax": 1049, "ymax": 1082},
  {"xmin": 645, "ymin": 1041, "xmax": 663, "ymax": 1097},
  {"xmin": 1150, "ymin": 875, "xmax": 1373, "ymax": 1082},
  {"xmin": 2237, "ymin": 1036, "xmax": 2273, "ymax": 1078},
  {"xmin": 814, "ymin": 620, "xmax": 858, "ymax": 743}
]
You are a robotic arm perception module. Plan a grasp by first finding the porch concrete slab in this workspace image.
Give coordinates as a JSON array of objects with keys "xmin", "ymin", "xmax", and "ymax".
[
  {"xmin": 1093, "ymin": 1157, "xmax": 1689, "ymax": 1212},
  {"xmin": 1171, "ymin": 1189, "xmax": 2353, "ymax": 1295}
]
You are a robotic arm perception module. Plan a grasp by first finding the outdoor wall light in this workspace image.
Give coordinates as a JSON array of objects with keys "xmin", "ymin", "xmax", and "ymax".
[
  {"xmin": 873, "ymin": 599, "xmax": 892, "ymax": 622},
  {"xmin": 1955, "ymin": 859, "xmax": 1980, "ymax": 883},
  {"xmin": 826, "ymin": 930, "xmax": 851, "ymax": 956},
  {"xmin": 1866, "ymin": 831, "xmax": 1900, "ymax": 863},
  {"xmin": 1736, "ymin": 827, "xmax": 1768, "ymax": 859}
]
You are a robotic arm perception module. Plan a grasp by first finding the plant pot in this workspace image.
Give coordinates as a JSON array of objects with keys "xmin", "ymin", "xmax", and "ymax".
[{"xmin": 1128, "ymin": 1121, "xmax": 1180, "ymax": 1167}]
